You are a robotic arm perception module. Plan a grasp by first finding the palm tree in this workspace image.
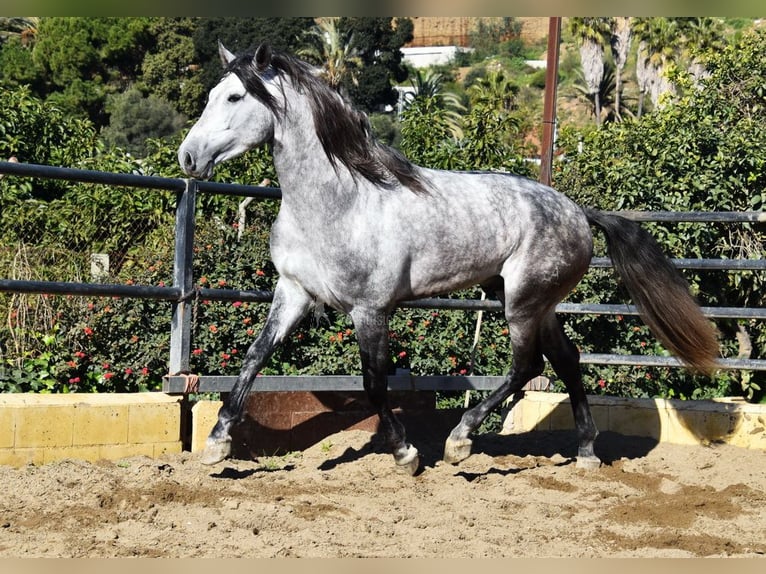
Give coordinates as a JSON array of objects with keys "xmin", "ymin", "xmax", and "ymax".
[
  {"xmin": 297, "ymin": 18, "xmax": 362, "ymax": 96},
  {"xmin": 675, "ymin": 17, "xmax": 725, "ymax": 85},
  {"xmin": 467, "ymin": 69, "xmax": 518, "ymax": 113},
  {"xmin": 404, "ymin": 68, "xmax": 465, "ymax": 139},
  {"xmin": 573, "ymin": 59, "xmax": 634, "ymax": 124},
  {"xmin": 569, "ymin": 17, "xmax": 613, "ymax": 126},
  {"xmin": 610, "ymin": 17, "xmax": 632, "ymax": 121},
  {"xmin": 633, "ymin": 18, "xmax": 678, "ymax": 116}
]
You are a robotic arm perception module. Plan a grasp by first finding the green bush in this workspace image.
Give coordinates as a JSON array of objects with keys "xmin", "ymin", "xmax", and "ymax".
[
  {"xmin": 554, "ymin": 29, "xmax": 766, "ymax": 402},
  {"xmin": 2, "ymin": 27, "xmax": 765, "ymax": 408}
]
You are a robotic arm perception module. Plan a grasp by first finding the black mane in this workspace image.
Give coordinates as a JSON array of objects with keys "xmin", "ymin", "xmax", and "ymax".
[{"xmin": 226, "ymin": 48, "xmax": 429, "ymax": 194}]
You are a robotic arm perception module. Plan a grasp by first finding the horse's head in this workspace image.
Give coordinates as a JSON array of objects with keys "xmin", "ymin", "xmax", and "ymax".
[{"xmin": 178, "ymin": 42, "xmax": 277, "ymax": 179}]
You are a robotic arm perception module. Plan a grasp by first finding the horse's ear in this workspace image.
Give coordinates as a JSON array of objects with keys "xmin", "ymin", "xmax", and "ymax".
[
  {"xmin": 218, "ymin": 41, "xmax": 236, "ymax": 68},
  {"xmin": 254, "ymin": 43, "xmax": 272, "ymax": 73}
]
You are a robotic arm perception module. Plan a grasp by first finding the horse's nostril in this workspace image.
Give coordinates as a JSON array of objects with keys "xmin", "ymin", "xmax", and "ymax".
[{"xmin": 184, "ymin": 151, "xmax": 195, "ymax": 171}]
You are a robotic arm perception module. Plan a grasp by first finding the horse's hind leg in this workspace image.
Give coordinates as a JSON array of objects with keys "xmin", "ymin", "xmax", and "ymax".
[
  {"xmin": 444, "ymin": 316, "xmax": 545, "ymax": 464},
  {"xmin": 539, "ymin": 312, "xmax": 601, "ymax": 469},
  {"xmin": 352, "ymin": 308, "xmax": 419, "ymax": 475}
]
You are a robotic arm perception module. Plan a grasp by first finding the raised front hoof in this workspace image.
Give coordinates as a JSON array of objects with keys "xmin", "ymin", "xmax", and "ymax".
[
  {"xmin": 575, "ymin": 455, "xmax": 602, "ymax": 470},
  {"xmin": 199, "ymin": 437, "xmax": 232, "ymax": 466},
  {"xmin": 443, "ymin": 437, "xmax": 473, "ymax": 465},
  {"xmin": 394, "ymin": 445, "xmax": 420, "ymax": 476}
]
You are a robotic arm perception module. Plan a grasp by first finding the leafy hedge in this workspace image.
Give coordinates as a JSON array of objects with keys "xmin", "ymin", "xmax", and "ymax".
[
  {"xmin": 553, "ymin": 29, "xmax": 766, "ymax": 401},
  {"xmin": 1, "ymin": 30, "xmax": 765, "ymax": 404}
]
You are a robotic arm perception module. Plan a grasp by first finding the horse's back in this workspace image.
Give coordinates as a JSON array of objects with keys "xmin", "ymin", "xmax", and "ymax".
[{"xmin": 386, "ymin": 169, "xmax": 593, "ymax": 300}]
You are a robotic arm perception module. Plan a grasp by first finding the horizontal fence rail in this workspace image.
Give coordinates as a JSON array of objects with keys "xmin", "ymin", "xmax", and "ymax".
[{"xmin": 2, "ymin": 160, "xmax": 765, "ymax": 396}]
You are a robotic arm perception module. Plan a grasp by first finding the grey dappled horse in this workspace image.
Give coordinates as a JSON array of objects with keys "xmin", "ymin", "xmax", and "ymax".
[{"xmin": 178, "ymin": 43, "xmax": 719, "ymax": 475}]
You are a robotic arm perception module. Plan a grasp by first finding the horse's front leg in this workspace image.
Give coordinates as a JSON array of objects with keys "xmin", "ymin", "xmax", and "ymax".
[
  {"xmin": 201, "ymin": 278, "xmax": 313, "ymax": 465},
  {"xmin": 352, "ymin": 307, "xmax": 420, "ymax": 475}
]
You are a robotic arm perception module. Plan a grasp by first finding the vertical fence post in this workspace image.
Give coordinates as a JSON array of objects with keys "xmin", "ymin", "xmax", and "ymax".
[
  {"xmin": 539, "ymin": 16, "xmax": 561, "ymax": 187},
  {"xmin": 168, "ymin": 178, "xmax": 197, "ymax": 376}
]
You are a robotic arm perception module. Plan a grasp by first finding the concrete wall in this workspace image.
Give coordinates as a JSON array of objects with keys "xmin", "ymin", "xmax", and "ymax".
[
  {"xmin": 0, "ymin": 393, "xmax": 182, "ymax": 467},
  {"xmin": 503, "ymin": 391, "xmax": 766, "ymax": 450},
  {"xmin": 2, "ymin": 390, "xmax": 764, "ymax": 468}
]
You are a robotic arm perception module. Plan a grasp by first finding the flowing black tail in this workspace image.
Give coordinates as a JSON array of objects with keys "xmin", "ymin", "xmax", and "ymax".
[{"xmin": 583, "ymin": 208, "xmax": 719, "ymax": 374}]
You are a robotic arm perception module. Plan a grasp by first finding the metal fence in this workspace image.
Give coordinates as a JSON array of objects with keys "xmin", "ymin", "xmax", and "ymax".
[{"xmin": 1, "ymin": 160, "xmax": 765, "ymax": 395}]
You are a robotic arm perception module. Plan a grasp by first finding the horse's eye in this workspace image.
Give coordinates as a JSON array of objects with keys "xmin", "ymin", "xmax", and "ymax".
[{"xmin": 228, "ymin": 94, "xmax": 243, "ymax": 103}]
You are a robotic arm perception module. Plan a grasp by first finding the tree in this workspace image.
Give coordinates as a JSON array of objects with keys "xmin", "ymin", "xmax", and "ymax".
[
  {"xmin": 572, "ymin": 60, "xmax": 633, "ymax": 124},
  {"xmin": 610, "ymin": 17, "xmax": 632, "ymax": 121},
  {"xmin": 100, "ymin": 88, "xmax": 186, "ymax": 157},
  {"xmin": 0, "ymin": 85, "xmax": 99, "ymax": 197},
  {"xmin": 674, "ymin": 17, "xmax": 725, "ymax": 84},
  {"xmin": 338, "ymin": 17, "xmax": 414, "ymax": 112},
  {"xmin": 297, "ymin": 18, "xmax": 362, "ymax": 95},
  {"xmin": 468, "ymin": 69, "xmax": 518, "ymax": 113},
  {"xmin": 31, "ymin": 17, "xmax": 153, "ymax": 126},
  {"xmin": 555, "ymin": 29, "xmax": 766, "ymax": 400},
  {"xmin": 0, "ymin": 35, "xmax": 44, "ymax": 92},
  {"xmin": 139, "ymin": 17, "xmax": 204, "ymax": 119},
  {"xmin": 569, "ymin": 17, "xmax": 613, "ymax": 126},
  {"xmin": 468, "ymin": 17, "xmax": 523, "ymax": 61}
]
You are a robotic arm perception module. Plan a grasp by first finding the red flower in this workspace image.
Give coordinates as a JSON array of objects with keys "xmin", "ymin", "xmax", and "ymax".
[
  {"xmin": 232, "ymin": 301, "xmax": 243, "ymax": 308},
  {"xmin": 192, "ymin": 348, "xmax": 203, "ymax": 356},
  {"xmin": 69, "ymin": 377, "xmax": 81, "ymax": 384},
  {"xmin": 141, "ymin": 367, "xmax": 149, "ymax": 376},
  {"xmin": 255, "ymin": 269, "xmax": 265, "ymax": 277},
  {"xmin": 209, "ymin": 325, "xmax": 218, "ymax": 333},
  {"xmin": 398, "ymin": 351, "xmax": 407, "ymax": 358},
  {"xmin": 103, "ymin": 372, "xmax": 114, "ymax": 380},
  {"xmin": 84, "ymin": 327, "xmax": 93, "ymax": 336},
  {"xmin": 66, "ymin": 360, "xmax": 77, "ymax": 368},
  {"xmin": 124, "ymin": 368, "xmax": 133, "ymax": 375},
  {"xmin": 218, "ymin": 279, "xmax": 227, "ymax": 287}
]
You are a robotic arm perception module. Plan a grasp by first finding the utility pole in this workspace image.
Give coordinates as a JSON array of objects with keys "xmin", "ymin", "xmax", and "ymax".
[{"xmin": 539, "ymin": 17, "xmax": 561, "ymax": 187}]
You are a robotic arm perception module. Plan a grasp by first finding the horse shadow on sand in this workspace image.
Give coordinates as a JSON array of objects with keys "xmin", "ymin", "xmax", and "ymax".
[
  {"xmin": 211, "ymin": 390, "xmax": 662, "ymax": 479},
  {"xmin": 314, "ymin": 408, "xmax": 660, "ymax": 477}
]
